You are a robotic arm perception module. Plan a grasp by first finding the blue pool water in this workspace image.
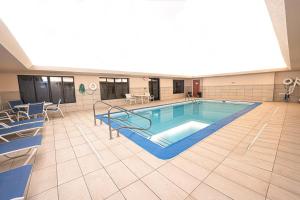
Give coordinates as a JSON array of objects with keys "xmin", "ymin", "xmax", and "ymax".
[{"xmin": 97, "ymin": 100, "xmax": 260, "ymax": 159}]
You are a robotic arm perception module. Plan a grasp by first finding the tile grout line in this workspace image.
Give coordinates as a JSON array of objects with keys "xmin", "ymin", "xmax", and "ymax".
[
  {"xmin": 53, "ymin": 121, "xmax": 60, "ymax": 200},
  {"xmin": 61, "ymin": 123, "xmax": 95, "ymax": 200},
  {"xmin": 106, "ymin": 145, "xmax": 162, "ymax": 200},
  {"xmin": 188, "ymin": 105, "xmax": 275, "ymax": 199},
  {"xmin": 21, "ymin": 102, "xmax": 300, "ymax": 200},
  {"xmin": 264, "ymin": 103, "xmax": 288, "ymax": 200},
  {"xmin": 101, "ymin": 136, "xmax": 164, "ymax": 199},
  {"xmin": 76, "ymin": 123, "xmax": 130, "ymax": 200},
  {"xmin": 92, "ymin": 118, "xmax": 168, "ymax": 200}
]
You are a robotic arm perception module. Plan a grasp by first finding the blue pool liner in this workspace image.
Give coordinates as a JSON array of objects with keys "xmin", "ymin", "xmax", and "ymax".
[{"xmin": 96, "ymin": 101, "xmax": 261, "ymax": 160}]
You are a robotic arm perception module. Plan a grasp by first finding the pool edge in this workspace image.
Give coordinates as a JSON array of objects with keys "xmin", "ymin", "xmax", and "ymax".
[{"xmin": 96, "ymin": 101, "xmax": 261, "ymax": 160}]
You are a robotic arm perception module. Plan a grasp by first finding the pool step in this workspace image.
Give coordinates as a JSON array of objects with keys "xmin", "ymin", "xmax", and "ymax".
[{"xmin": 116, "ymin": 120, "xmax": 172, "ymax": 147}]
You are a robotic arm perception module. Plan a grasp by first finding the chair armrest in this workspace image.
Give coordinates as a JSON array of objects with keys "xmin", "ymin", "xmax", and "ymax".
[
  {"xmin": 45, "ymin": 105, "xmax": 57, "ymax": 110},
  {"xmin": 0, "ymin": 111, "xmax": 10, "ymax": 117},
  {"xmin": 0, "ymin": 109, "xmax": 14, "ymax": 115},
  {"xmin": 0, "ymin": 122, "xmax": 10, "ymax": 128},
  {"xmin": 17, "ymin": 110, "xmax": 27, "ymax": 115},
  {"xmin": 0, "ymin": 111, "xmax": 14, "ymax": 122},
  {"xmin": 17, "ymin": 111, "xmax": 29, "ymax": 120}
]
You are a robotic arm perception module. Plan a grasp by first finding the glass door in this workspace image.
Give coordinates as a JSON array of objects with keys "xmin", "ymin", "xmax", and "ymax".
[{"xmin": 149, "ymin": 78, "xmax": 160, "ymax": 100}]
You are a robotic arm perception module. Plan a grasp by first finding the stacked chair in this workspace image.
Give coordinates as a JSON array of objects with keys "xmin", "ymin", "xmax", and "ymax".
[{"xmin": 0, "ymin": 100, "xmax": 45, "ymax": 200}]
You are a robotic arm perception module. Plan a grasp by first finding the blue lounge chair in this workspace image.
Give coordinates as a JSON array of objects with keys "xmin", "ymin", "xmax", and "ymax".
[
  {"xmin": 0, "ymin": 135, "xmax": 42, "ymax": 165},
  {"xmin": 0, "ymin": 110, "xmax": 14, "ymax": 123},
  {"xmin": 18, "ymin": 102, "xmax": 49, "ymax": 121},
  {"xmin": 0, "ymin": 121, "xmax": 44, "ymax": 142},
  {"xmin": 9, "ymin": 117, "xmax": 44, "ymax": 126},
  {"xmin": 0, "ymin": 117, "xmax": 44, "ymax": 128},
  {"xmin": 0, "ymin": 164, "xmax": 32, "ymax": 200},
  {"xmin": 8, "ymin": 100, "xmax": 24, "ymax": 114}
]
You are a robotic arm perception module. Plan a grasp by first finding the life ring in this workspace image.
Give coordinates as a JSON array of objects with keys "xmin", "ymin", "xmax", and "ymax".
[
  {"xmin": 283, "ymin": 78, "xmax": 293, "ymax": 85},
  {"xmin": 89, "ymin": 82, "xmax": 97, "ymax": 91}
]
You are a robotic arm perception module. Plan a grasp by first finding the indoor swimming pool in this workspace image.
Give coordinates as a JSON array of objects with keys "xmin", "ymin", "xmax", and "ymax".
[{"xmin": 97, "ymin": 100, "xmax": 260, "ymax": 159}]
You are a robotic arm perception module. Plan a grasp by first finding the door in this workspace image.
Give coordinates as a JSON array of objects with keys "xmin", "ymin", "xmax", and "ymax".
[
  {"xmin": 149, "ymin": 78, "xmax": 160, "ymax": 100},
  {"xmin": 193, "ymin": 80, "xmax": 200, "ymax": 97}
]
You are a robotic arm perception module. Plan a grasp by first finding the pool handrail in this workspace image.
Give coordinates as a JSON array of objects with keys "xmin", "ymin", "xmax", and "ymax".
[
  {"xmin": 93, "ymin": 100, "xmax": 152, "ymax": 139},
  {"xmin": 93, "ymin": 100, "xmax": 132, "ymax": 125}
]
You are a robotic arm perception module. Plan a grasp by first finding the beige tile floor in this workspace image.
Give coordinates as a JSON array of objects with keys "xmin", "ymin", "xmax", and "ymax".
[{"xmin": 1, "ymin": 99, "xmax": 300, "ymax": 200}]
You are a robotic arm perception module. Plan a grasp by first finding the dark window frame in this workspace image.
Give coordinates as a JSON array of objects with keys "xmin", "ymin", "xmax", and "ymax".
[
  {"xmin": 99, "ymin": 77, "xmax": 129, "ymax": 100},
  {"xmin": 61, "ymin": 76, "xmax": 76, "ymax": 103},
  {"xmin": 17, "ymin": 75, "xmax": 76, "ymax": 104},
  {"xmin": 173, "ymin": 80, "xmax": 185, "ymax": 94}
]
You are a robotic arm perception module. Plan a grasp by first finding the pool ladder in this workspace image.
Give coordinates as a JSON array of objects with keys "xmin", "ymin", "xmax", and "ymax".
[{"xmin": 93, "ymin": 100, "xmax": 152, "ymax": 139}]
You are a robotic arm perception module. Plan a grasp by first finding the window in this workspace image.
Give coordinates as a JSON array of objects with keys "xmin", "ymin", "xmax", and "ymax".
[
  {"xmin": 49, "ymin": 77, "xmax": 63, "ymax": 104},
  {"xmin": 173, "ymin": 80, "xmax": 184, "ymax": 94},
  {"xmin": 18, "ymin": 75, "xmax": 76, "ymax": 104},
  {"xmin": 18, "ymin": 76, "xmax": 36, "ymax": 103},
  {"xmin": 34, "ymin": 76, "xmax": 50, "ymax": 102},
  {"xmin": 62, "ymin": 77, "xmax": 76, "ymax": 103},
  {"xmin": 100, "ymin": 78, "xmax": 129, "ymax": 100}
]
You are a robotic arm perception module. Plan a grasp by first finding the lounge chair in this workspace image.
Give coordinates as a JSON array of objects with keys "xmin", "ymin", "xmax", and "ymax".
[
  {"xmin": 0, "ymin": 121, "xmax": 44, "ymax": 142},
  {"xmin": 0, "ymin": 135, "xmax": 42, "ymax": 164},
  {"xmin": 9, "ymin": 117, "xmax": 44, "ymax": 126},
  {"xmin": 8, "ymin": 100, "xmax": 24, "ymax": 114},
  {"xmin": 17, "ymin": 102, "xmax": 49, "ymax": 121},
  {"xmin": 46, "ymin": 99, "xmax": 64, "ymax": 118},
  {"xmin": 0, "ymin": 110, "xmax": 14, "ymax": 123},
  {"xmin": 0, "ymin": 164, "xmax": 33, "ymax": 200}
]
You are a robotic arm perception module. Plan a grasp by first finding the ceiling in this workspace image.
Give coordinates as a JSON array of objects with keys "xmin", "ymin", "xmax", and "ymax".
[
  {"xmin": 0, "ymin": 44, "xmax": 27, "ymax": 72},
  {"xmin": 0, "ymin": 0, "xmax": 299, "ymax": 76},
  {"xmin": 285, "ymin": 0, "xmax": 300, "ymax": 69}
]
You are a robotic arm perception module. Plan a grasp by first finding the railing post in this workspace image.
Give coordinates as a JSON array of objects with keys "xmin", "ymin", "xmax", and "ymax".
[
  {"xmin": 108, "ymin": 110, "xmax": 113, "ymax": 140},
  {"xmin": 93, "ymin": 102, "xmax": 97, "ymax": 126}
]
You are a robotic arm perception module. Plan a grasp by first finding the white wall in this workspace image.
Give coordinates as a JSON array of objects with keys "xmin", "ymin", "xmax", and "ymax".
[
  {"xmin": 202, "ymin": 73, "xmax": 275, "ymax": 101},
  {"xmin": 273, "ymin": 70, "xmax": 300, "ymax": 102},
  {"xmin": 203, "ymin": 73, "xmax": 275, "ymax": 86}
]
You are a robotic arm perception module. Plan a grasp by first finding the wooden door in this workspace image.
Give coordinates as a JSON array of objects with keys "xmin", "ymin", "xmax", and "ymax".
[{"xmin": 193, "ymin": 80, "xmax": 200, "ymax": 97}]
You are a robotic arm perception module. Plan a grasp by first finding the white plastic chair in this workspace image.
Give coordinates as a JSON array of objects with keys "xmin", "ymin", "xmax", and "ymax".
[
  {"xmin": 125, "ymin": 94, "xmax": 136, "ymax": 105},
  {"xmin": 46, "ymin": 99, "xmax": 64, "ymax": 119},
  {"xmin": 145, "ymin": 92, "xmax": 154, "ymax": 103}
]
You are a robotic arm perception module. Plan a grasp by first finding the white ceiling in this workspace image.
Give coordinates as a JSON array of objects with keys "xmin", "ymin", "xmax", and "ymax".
[
  {"xmin": 285, "ymin": 0, "xmax": 300, "ymax": 69},
  {"xmin": 0, "ymin": 44, "xmax": 27, "ymax": 72},
  {"xmin": 0, "ymin": 0, "xmax": 290, "ymax": 76}
]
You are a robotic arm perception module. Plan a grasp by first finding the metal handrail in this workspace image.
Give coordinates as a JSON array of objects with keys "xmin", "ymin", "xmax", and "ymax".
[
  {"xmin": 93, "ymin": 100, "xmax": 129, "ymax": 126},
  {"xmin": 93, "ymin": 100, "xmax": 130, "ymax": 125},
  {"xmin": 107, "ymin": 105, "xmax": 152, "ymax": 139},
  {"xmin": 93, "ymin": 100, "xmax": 152, "ymax": 139}
]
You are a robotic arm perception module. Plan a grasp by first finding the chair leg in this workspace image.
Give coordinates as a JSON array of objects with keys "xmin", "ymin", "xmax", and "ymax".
[
  {"xmin": 59, "ymin": 108, "xmax": 64, "ymax": 118},
  {"xmin": 0, "ymin": 135, "xmax": 9, "ymax": 142},
  {"xmin": 44, "ymin": 111, "xmax": 49, "ymax": 122},
  {"xmin": 33, "ymin": 128, "xmax": 40, "ymax": 136},
  {"xmin": 24, "ymin": 148, "xmax": 37, "ymax": 165}
]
